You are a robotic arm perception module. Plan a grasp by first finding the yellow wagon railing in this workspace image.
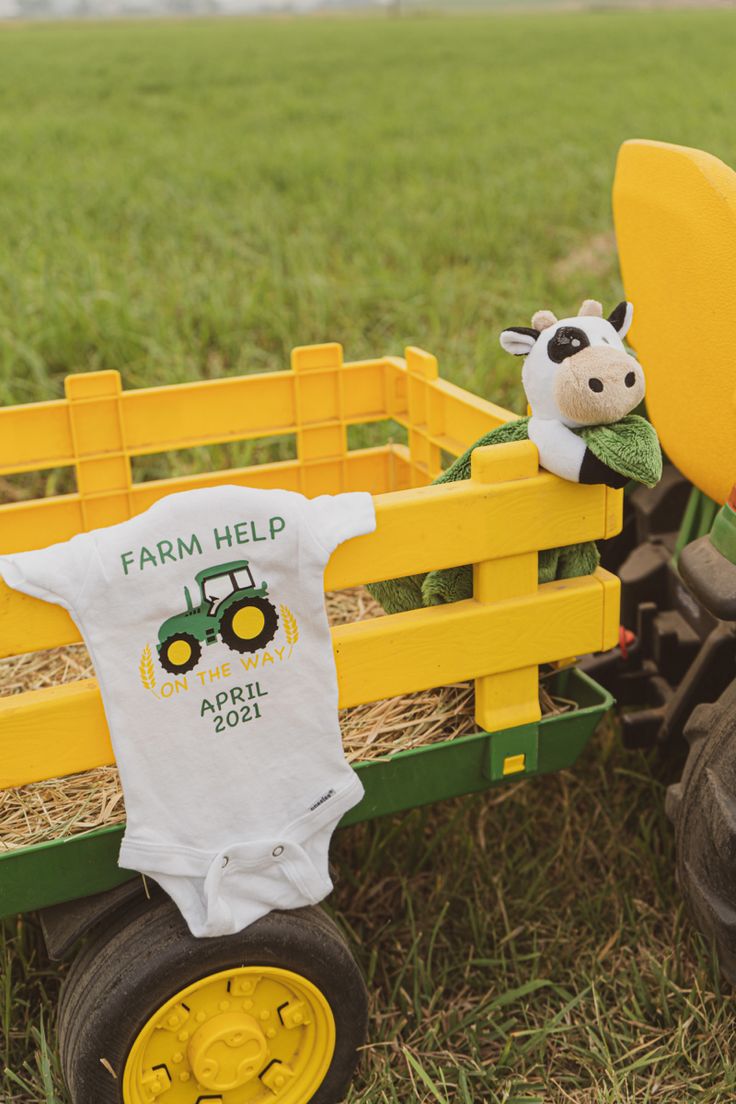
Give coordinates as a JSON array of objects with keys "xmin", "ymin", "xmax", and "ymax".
[{"xmin": 0, "ymin": 344, "xmax": 621, "ymax": 791}]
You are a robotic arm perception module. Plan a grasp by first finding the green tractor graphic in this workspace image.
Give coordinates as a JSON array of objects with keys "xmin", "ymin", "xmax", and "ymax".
[{"xmin": 157, "ymin": 560, "xmax": 279, "ymax": 676}]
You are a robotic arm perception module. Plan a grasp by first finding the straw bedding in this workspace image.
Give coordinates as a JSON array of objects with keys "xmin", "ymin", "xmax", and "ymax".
[{"xmin": 0, "ymin": 587, "xmax": 575, "ymax": 852}]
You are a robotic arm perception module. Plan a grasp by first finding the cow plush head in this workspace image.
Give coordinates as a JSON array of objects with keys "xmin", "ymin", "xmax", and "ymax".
[{"xmin": 500, "ymin": 299, "xmax": 645, "ymax": 427}]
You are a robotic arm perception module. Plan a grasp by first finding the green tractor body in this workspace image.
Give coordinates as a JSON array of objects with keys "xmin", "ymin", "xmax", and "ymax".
[{"xmin": 157, "ymin": 559, "xmax": 279, "ymax": 674}]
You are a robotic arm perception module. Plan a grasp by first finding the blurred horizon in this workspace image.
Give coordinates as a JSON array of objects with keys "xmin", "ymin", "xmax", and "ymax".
[
  {"xmin": 2, "ymin": 0, "xmax": 734, "ymax": 20},
  {"xmin": 0, "ymin": 0, "xmax": 387, "ymax": 16}
]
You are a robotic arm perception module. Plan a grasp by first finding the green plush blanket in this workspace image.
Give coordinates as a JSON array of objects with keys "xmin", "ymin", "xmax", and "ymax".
[{"xmin": 367, "ymin": 414, "xmax": 661, "ymax": 614}]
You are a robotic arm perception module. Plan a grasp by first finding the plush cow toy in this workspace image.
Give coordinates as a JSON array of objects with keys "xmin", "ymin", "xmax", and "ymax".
[
  {"xmin": 367, "ymin": 299, "xmax": 661, "ymax": 615},
  {"xmin": 500, "ymin": 299, "xmax": 645, "ymax": 486}
]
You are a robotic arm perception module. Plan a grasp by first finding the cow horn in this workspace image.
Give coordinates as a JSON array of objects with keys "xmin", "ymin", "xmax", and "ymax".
[{"xmin": 578, "ymin": 299, "xmax": 603, "ymax": 317}]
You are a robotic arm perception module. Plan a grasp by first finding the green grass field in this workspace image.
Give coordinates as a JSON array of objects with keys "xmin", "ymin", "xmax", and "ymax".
[{"xmin": 2, "ymin": 9, "xmax": 736, "ymax": 1103}]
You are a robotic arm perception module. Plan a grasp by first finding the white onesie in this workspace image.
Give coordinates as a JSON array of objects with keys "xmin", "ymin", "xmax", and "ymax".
[{"xmin": 0, "ymin": 485, "xmax": 376, "ymax": 937}]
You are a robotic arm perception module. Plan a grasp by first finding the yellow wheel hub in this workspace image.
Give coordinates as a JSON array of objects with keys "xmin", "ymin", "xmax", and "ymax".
[
  {"xmin": 122, "ymin": 966, "xmax": 335, "ymax": 1104},
  {"xmin": 231, "ymin": 606, "xmax": 265, "ymax": 640},
  {"xmin": 188, "ymin": 1011, "xmax": 267, "ymax": 1092},
  {"xmin": 167, "ymin": 639, "xmax": 192, "ymax": 666}
]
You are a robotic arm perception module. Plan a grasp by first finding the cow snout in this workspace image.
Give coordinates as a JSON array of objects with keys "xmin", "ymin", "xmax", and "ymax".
[{"xmin": 553, "ymin": 346, "xmax": 645, "ymax": 425}]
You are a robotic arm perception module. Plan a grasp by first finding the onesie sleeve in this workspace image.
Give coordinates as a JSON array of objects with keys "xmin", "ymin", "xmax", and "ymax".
[
  {"xmin": 304, "ymin": 492, "xmax": 377, "ymax": 558},
  {"xmin": 0, "ymin": 531, "xmax": 95, "ymax": 613}
]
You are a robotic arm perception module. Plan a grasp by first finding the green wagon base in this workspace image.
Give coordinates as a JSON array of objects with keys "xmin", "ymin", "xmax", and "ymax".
[{"xmin": 0, "ymin": 669, "xmax": 611, "ymax": 920}]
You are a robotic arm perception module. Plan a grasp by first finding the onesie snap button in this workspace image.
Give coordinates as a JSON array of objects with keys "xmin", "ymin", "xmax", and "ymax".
[{"xmin": 272, "ymin": 845, "xmax": 285, "ymax": 857}]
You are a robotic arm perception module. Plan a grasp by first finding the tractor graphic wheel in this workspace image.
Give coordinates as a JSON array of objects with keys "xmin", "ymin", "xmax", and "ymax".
[
  {"xmin": 158, "ymin": 632, "xmax": 202, "ymax": 676},
  {"xmin": 220, "ymin": 596, "xmax": 279, "ymax": 654}
]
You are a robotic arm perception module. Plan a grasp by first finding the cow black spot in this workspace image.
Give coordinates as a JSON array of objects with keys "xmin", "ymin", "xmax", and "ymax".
[
  {"xmin": 588, "ymin": 378, "xmax": 604, "ymax": 393},
  {"xmin": 625, "ymin": 371, "xmax": 636, "ymax": 388},
  {"xmin": 547, "ymin": 326, "xmax": 591, "ymax": 364}
]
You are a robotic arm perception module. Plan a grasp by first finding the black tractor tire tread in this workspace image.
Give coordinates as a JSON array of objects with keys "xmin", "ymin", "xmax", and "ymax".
[
  {"xmin": 219, "ymin": 595, "xmax": 279, "ymax": 655},
  {"xmin": 157, "ymin": 632, "xmax": 202, "ymax": 676},
  {"xmin": 664, "ymin": 781, "xmax": 683, "ymax": 824},
  {"xmin": 684, "ymin": 701, "xmax": 720, "ymax": 744},
  {"xmin": 703, "ymin": 766, "xmax": 736, "ymax": 866},
  {"xmin": 58, "ymin": 895, "xmax": 367, "ymax": 1104},
  {"xmin": 684, "ymin": 859, "xmax": 736, "ymax": 930},
  {"xmin": 670, "ymin": 679, "xmax": 736, "ymax": 983},
  {"xmin": 56, "ymin": 885, "xmax": 153, "ymax": 1052}
]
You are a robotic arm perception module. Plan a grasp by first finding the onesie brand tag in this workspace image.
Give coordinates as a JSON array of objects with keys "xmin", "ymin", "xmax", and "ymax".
[{"xmin": 309, "ymin": 788, "xmax": 336, "ymax": 812}]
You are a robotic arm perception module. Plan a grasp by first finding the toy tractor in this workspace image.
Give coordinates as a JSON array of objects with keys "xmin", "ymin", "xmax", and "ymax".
[
  {"xmin": 158, "ymin": 560, "xmax": 279, "ymax": 675},
  {"xmin": 582, "ymin": 138, "xmax": 736, "ymax": 983}
]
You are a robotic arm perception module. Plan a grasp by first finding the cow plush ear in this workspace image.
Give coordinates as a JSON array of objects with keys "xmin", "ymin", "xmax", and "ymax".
[
  {"xmin": 531, "ymin": 309, "xmax": 557, "ymax": 331},
  {"xmin": 499, "ymin": 327, "xmax": 539, "ymax": 356},
  {"xmin": 607, "ymin": 300, "xmax": 633, "ymax": 339}
]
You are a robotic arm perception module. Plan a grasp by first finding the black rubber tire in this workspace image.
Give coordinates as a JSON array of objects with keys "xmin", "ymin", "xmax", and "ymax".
[
  {"xmin": 57, "ymin": 893, "xmax": 368, "ymax": 1104},
  {"xmin": 666, "ymin": 678, "xmax": 736, "ymax": 982},
  {"xmin": 157, "ymin": 632, "xmax": 202, "ymax": 675},
  {"xmin": 219, "ymin": 596, "xmax": 279, "ymax": 654}
]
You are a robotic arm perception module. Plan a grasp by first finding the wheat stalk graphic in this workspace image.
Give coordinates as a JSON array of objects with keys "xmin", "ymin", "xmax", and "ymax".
[
  {"xmin": 139, "ymin": 644, "xmax": 159, "ymax": 696},
  {"xmin": 280, "ymin": 604, "xmax": 299, "ymax": 656}
]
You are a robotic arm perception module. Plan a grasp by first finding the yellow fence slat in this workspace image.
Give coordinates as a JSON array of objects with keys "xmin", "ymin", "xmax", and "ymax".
[
  {"xmin": 0, "ymin": 680, "xmax": 113, "ymax": 788},
  {"xmin": 123, "ymin": 372, "xmax": 297, "ymax": 455},
  {"xmin": 326, "ymin": 464, "xmax": 622, "ymax": 590},
  {"xmin": 335, "ymin": 568, "xmax": 619, "ymax": 707},
  {"xmin": 121, "ymin": 360, "xmax": 393, "ymax": 455},
  {"xmin": 0, "ymin": 469, "xmax": 621, "ymax": 659},
  {"xmin": 0, "ymin": 446, "xmax": 399, "ymax": 558},
  {"xmin": 0, "ymin": 567, "xmax": 619, "ymax": 789},
  {"xmin": 65, "ymin": 372, "xmax": 134, "ymax": 531},
  {"xmin": 0, "ymin": 585, "xmax": 79, "ymax": 654},
  {"xmin": 470, "ymin": 442, "xmax": 541, "ymax": 732},
  {"xmin": 0, "ymin": 399, "xmax": 74, "ymax": 476},
  {"xmin": 405, "ymin": 347, "xmax": 441, "ymax": 485},
  {"xmin": 292, "ymin": 344, "xmax": 348, "ymax": 470},
  {"xmin": 0, "ymin": 495, "xmax": 87, "ymax": 557}
]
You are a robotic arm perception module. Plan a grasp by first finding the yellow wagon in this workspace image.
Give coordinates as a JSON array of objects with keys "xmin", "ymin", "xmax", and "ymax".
[{"xmin": 0, "ymin": 339, "xmax": 619, "ymax": 1102}]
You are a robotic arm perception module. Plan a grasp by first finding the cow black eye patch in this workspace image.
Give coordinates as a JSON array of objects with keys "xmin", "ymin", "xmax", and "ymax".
[{"xmin": 547, "ymin": 326, "xmax": 591, "ymax": 364}]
